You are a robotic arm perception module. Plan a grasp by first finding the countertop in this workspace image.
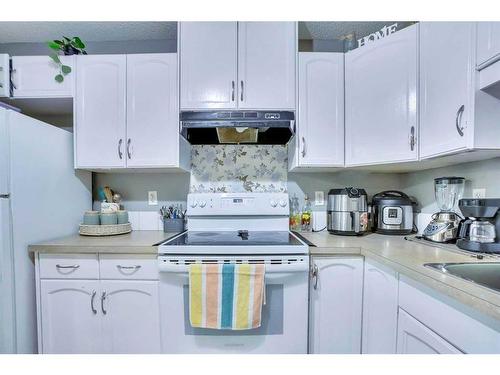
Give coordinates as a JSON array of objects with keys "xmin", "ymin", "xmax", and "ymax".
[
  {"xmin": 300, "ymin": 231, "xmax": 500, "ymax": 323},
  {"xmin": 28, "ymin": 231, "xmax": 180, "ymax": 254}
]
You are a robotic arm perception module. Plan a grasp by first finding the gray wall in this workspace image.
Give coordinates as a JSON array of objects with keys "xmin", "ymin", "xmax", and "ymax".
[
  {"xmin": 400, "ymin": 157, "xmax": 500, "ymax": 214},
  {"xmin": 0, "ymin": 39, "xmax": 176, "ymax": 55}
]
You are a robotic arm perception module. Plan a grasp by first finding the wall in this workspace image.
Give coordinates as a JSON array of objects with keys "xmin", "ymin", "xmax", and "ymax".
[{"xmin": 400, "ymin": 157, "xmax": 500, "ymax": 214}]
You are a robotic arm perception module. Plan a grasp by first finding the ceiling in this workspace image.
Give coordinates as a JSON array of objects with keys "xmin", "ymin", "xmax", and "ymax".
[{"xmin": 0, "ymin": 21, "xmax": 415, "ymax": 44}]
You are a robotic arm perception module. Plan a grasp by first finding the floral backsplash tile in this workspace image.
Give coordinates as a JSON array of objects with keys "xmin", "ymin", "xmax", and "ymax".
[{"xmin": 190, "ymin": 145, "xmax": 288, "ymax": 193}]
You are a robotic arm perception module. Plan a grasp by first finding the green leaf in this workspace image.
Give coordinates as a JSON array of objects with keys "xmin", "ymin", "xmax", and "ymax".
[
  {"xmin": 61, "ymin": 65, "xmax": 72, "ymax": 74},
  {"xmin": 53, "ymin": 40, "xmax": 64, "ymax": 45},
  {"xmin": 47, "ymin": 41, "xmax": 61, "ymax": 50},
  {"xmin": 72, "ymin": 37, "xmax": 85, "ymax": 49},
  {"xmin": 55, "ymin": 74, "xmax": 64, "ymax": 83},
  {"xmin": 49, "ymin": 54, "xmax": 61, "ymax": 63},
  {"xmin": 63, "ymin": 36, "xmax": 71, "ymax": 42}
]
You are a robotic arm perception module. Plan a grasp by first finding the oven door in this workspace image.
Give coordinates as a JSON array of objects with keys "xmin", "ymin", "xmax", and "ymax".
[{"xmin": 158, "ymin": 254, "xmax": 309, "ymax": 354}]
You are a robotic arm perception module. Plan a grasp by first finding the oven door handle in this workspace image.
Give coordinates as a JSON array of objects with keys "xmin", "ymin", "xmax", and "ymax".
[{"xmin": 158, "ymin": 262, "xmax": 309, "ymax": 274}]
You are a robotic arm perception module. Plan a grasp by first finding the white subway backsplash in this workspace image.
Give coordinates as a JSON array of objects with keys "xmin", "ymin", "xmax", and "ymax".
[{"xmin": 128, "ymin": 211, "xmax": 163, "ymax": 231}]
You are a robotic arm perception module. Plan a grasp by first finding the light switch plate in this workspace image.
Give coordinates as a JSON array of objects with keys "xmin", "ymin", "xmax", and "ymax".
[
  {"xmin": 148, "ymin": 191, "xmax": 158, "ymax": 206},
  {"xmin": 314, "ymin": 191, "xmax": 325, "ymax": 206}
]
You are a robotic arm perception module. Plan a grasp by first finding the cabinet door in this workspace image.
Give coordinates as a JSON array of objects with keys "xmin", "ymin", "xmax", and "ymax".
[
  {"xmin": 397, "ymin": 309, "xmax": 462, "ymax": 354},
  {"xmin": 180, "ymin": 22, "xmax": 237, "ymax": 109},
  {"xmin": 362, "ymin": 260, "xmax": 398, "ymax": 354},
  {"xmin": 345, "ymin": 25, "xmax": 418, "ymax": 166},
  {"xmin": 40, "ymin": 280, "xmax": 101, "ymax": 354},
  {"xmin": 420, "ymin": 22, "xmax": 474, "ymax": 159},
  {"xmin": 477, "ymin": 22, "xmax": 500, "ymax": 68},
  {"xmin": 11, "ymin": 56, "xmax": 75, "ymax": 98},
  {"xmin": 297, "ymin": 53, "xmax": 344, "ymax": 167},
  {"xmin": 309, "ymin": 257, "xmax": 363, "ymax": 354},
  {"xmin": 75, "ymin": 55, "xmax": 126, "ymax": 169},
  {"xmin": 0, "ymin": 54, "xmax": 10, "ymax": 97},
  {"xmin": 126, "ymin": 54, "xmax": 179, "ymax": 168},
  {"xmin": 101, "ymin": 281, "xmax": 161, "ymax": 353},
  {"xmin": 238, "ymin": 22, "xmax": 296, "ymax": 109}
]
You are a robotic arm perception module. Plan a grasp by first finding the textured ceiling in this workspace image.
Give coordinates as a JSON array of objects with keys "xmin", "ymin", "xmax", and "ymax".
[
  {"xmin": 0, "ymin": 21, "xmax": 416, "ymax": 44},
  {"xmin": 0, "ymin": 22, "xmax": 178, "ymax": 43},
  {"xmin": 298, "ymin": 21, "xmax": 415, "ymax": 39}
]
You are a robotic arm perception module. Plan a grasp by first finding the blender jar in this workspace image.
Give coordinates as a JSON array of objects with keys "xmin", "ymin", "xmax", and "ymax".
[{"xmin": 434, "ymin": 177, "xmax": 465, "ymax": 212}]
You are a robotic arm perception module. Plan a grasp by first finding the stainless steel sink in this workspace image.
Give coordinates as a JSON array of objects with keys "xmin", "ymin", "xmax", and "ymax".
[{"xmin": 424, "ymin": 262, "xmax": 500, "ymax": 293}]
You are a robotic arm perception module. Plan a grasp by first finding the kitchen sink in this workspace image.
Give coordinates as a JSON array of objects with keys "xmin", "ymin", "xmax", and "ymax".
[{"xmin": 424, "ymin": 262, "xmax": 500, "ymax": 293}]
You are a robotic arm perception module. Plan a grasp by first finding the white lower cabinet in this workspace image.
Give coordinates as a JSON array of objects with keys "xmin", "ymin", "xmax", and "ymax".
[
  {"xmin": 101, "ymin": 281, "xmax": 161, "ymax": 354},
  {"xmin": 40, "ymin": 280, "xmax": 101, "ymax": 354},
  {"xmin": 397, "ymin": 309, "xmax": 462, "ymax": 354},
  {"xmin": 362, "ymin": 260, "xmax": 399, "ymax": 354},
  {"xmin": 37, "ymin": 254, "xmax": 161, "ymax": 354},
  {"xmin": 309, "ymin": 256, "xmax": 363, "ymax": 354}
]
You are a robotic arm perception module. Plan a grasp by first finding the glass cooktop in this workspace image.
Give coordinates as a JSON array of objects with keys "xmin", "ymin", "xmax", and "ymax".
[{"xmin": 164, "ymin": 231, "xmax": 304, "ymax": 246}]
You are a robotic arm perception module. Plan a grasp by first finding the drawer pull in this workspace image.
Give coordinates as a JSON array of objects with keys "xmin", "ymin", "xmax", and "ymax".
[
  {"xmin": 116, "ymin": 265, "xmax": 142, "ymax": 270},
  {"xmin": 56, "ymin": 264, "xmax": 80, "ymax": 269},
  {"xmin": 101, "ymin": 292, "xmax": 107, "ymax": 315}
]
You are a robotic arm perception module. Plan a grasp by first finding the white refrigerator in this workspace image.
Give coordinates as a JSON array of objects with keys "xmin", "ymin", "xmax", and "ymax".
[{"xmin": 0, "ymin": 106, "xmax": 91, "ymax": 353}]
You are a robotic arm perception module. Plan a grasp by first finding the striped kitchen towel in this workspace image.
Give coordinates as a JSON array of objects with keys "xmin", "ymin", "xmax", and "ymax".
[{"xmin": 189, "ymin": 263, "xmax": 265, "ymax": 330}]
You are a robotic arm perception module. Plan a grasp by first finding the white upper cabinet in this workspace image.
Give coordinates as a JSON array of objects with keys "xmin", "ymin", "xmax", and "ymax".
[
  {"xmin": 419, "ymin": 22, "xmax": 473, "ymax": 159},
  {"xmin": 345, "ymin": 24, "xmax": 418, "ymax": 166},
  {"xmin": 237, "ymin": 22, "xmax": 296, "ymax": 109},
  {"xmin": 309, "ymin": 257, "xmax": 363, "ymax": 354},
  {"xmin": 0, "ymin": 54, "xmax": 10, "ymax": 97},
  {"xmin": 179, "ymin": 21, "xmax": 296, "ymax": 110},
  {"xmin": 126, "ymin": 54, "xmax": 182, "ymax": 168},
  {"xmin": 11, "ymin": 56, "xmax": 75, "ymax": 98},
  {"xmin": 362, "ymin": 260, "xmax": 398, "ymax": 354},
  {"xmin": 75, "ymin": 55, "xmax": 127, "ymax": 169},
  {"xmin": 40, "ymin": 280, "xmax": 102, "ymax": 354},
  {"xmin": 179, "ymin": 22, "xmax": 238, "ymax": 110},
  {"xmin": 290, "ymin": 52, "xmax": 344, "ymax": 170},
  {"xmin": 100, "ymin": 281, "xmax": 161, "ymax": 354},
  {"xmin": 397, "ymin": 309, "xmax": 462, "ymax": 354},
  {"xmin": 477, "ymin": 22, "xmax": 500, "ymax": 69}
]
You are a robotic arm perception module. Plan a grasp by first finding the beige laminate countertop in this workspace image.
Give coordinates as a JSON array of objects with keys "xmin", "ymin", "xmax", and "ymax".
[
  {"xmin": 28, "ymin": 230, "xmax": 180, "ymax": 254},
  {"xmin": 300, "ymin": 231, "xmax": 500, "ymax": 323}
]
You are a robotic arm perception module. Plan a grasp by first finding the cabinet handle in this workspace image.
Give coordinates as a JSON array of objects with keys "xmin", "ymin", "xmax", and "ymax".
[
  {"xmin": 10, "ymin": 68, "xmax": 17, "ymax": 90},
  {"xmin": 240, "ymin": 80, "xmax": 244, "ymax": 101},
  {"xmin": 56, "ymin": 264, "xmax": 80, "ymax": 269},
  {"xmin": 455, "ymin": 105, "xmax": 465, "ymax": 137},
  {"xmin": 126, "ymin": 138, "xmax": 132, "ymax": 159},
  {"xmin": 311, "ymin": 264, "xmax": 319, "ymax": 290},
  {"xmin": 301, "ymin": 137, "xmax": 306, "ymax": 157},
  {"xmin": 101, "ymin": 291, "xmax": 107, "ymax": 315},
  {"xmin": 118, "ymin": 139, "xmax": 123, "ymax": 159},
  {"xmin": 117, "ymin": 265, "xmax": 141, "ymax": 270},
  {"xmin": 231, "ymin": 81, "xmax": 235, "ymax": 101},
  {"xmin": 90, "ymin": 290, "xmax": 97, "ymax": 314},
  {"xmin": 409, "ymin": 126, "xmax": 416, "ymax": 151}
]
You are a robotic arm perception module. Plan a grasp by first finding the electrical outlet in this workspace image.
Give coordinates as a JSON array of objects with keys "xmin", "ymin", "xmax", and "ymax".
[
  {"xmin": 472, "ymin": 188, "xmax": 486, "ymax": 198},
  {"xmin": 148, "ymin": 191, "xmax": 158, "ymax": 205},
  {"xmin": 315, "ymin": 191, "xmax": 325, "ymax": 206}
]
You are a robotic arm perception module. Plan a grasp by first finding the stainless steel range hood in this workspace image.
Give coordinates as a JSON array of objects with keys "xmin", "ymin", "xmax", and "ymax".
[{"xmin": 180, "ymin": 110, "xmax": 295, "ymax": 145}]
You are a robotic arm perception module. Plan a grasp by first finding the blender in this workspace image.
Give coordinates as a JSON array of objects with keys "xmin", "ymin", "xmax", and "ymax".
[{"xmin": 423, "ymin": 177, "xmax": 465, "ymax": 243}]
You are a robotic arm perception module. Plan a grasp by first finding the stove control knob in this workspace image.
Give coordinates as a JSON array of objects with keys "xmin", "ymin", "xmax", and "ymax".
[
  {"xmin": 279, "ymin": 199, "xmax": 287, "ymax": 207},
  {"xmin": 190, "ymin": 200, "xmax": 198, "ymax": 208},
  {"xmin": 270, "ymin": 199, "xmax": 278, "ymax": 207},
  {"xmin": 199, "ymin": 201, "xmax": 207, "ymax": 208}
]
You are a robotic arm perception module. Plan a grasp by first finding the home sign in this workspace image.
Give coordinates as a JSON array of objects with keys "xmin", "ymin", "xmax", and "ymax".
[{"xmin": 357, "ymin": 23, "xmax": 398, "ymax": 47}]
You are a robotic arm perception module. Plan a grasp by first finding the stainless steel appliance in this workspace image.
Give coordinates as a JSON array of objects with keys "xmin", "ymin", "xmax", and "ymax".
[
  {"xmin": 327, "ymin": 188, "xmax": 369, "ymax": 236},
  {"xmin": 180, "ymin": 110, "xmax": 295, "ymax": 144},
  {"xmin": 372, "ymin": 190, "xmax": 415, "ymax": 235},
  {"xmin": 158, "ymin": 193, "xmax": 309, "ymax": 354},
  {"xmin": 423, "ymin": 177, "xmax": 465, "ymax": 243},
  {"xmin": 456, "ymin": 198, "xmax": 500, "ymax": 253}
]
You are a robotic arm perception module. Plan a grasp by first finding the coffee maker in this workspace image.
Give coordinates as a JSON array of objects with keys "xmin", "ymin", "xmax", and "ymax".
[{"xmin": 457, "ymin": 198, "xmax": 500, "ymax": 253}]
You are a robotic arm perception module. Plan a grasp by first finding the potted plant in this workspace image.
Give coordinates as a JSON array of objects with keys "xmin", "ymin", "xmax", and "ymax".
[{"xmin": 47, "ymin": 36, "xmax": 87, "ymax": 82}]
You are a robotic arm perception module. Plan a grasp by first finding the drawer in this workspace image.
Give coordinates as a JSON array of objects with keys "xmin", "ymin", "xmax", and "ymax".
[
  {"xmin": 99, "ymin": 254, "xmax": 158, "ymax": 280},
  {"xmin": 39, "ymin": 254, "xmax": 99, "ymax": 279}
]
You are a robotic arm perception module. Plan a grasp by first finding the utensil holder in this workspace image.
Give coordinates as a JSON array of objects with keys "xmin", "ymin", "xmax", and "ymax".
[{"xmin": 163, "ymin": 218, "xmax": 184, "ymax": 233}]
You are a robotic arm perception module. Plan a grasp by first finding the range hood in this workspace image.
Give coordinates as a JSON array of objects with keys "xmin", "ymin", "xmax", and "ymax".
[
  {"xmin": 479, "ymin": 60, "xmax": 500, "ymax": 100},
  {"xmin": 180, "ymin": 110, "xmax": 295, "ymax": 145}
]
